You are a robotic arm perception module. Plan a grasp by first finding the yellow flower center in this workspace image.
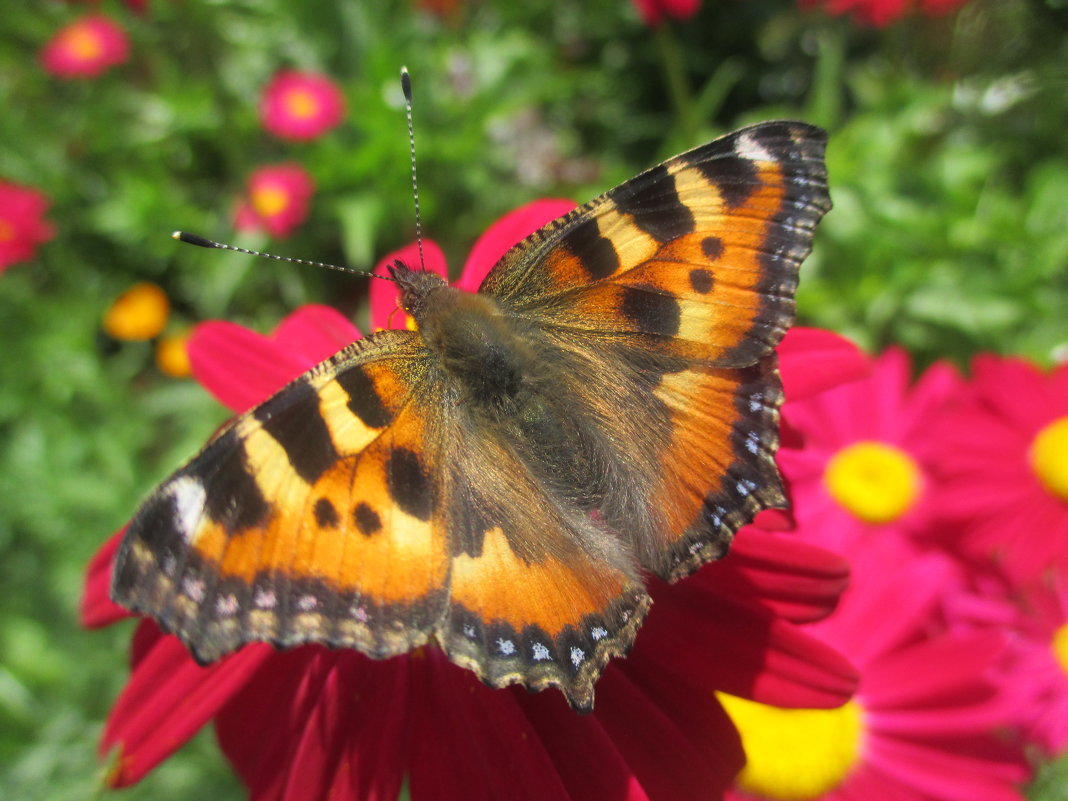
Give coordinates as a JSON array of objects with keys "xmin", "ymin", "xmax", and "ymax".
[
  {"xmin": 283, "ymin": 88, "xmax": 319, "ymax": 120},
  {"xmin": 1052, "ymin": 624, "xmax": 1068, "ymax": 677},
  {"xmin": 824, "ymin": 441, "xmax": 922, "ymax": 524},
  {"xmin": 155, "ymin": 333, "xmax": 192, "ymax": 378},
  {"xmin": 66, "ymin": 27, "xmax": 104, "ymax": 62},
  {"xmin": 102, "ymin": 282, "xmax": 170, "ymax": 341},
  {"xmin": 1030, "ymin": 417, "xmax": 1068, "ymax": 502},
  {"xmin": 251, "ymin": 185, "xmax": 289, "ymax": 218},
  {"xmin": 718, "ymin": 693, "xmax": 864, "ymax": 801},
  {"xmin": 0, "ymin": 218, "xmax": 14, "ymax": 242}
]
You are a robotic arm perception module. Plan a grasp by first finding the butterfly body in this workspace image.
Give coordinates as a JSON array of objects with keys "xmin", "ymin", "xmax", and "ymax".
[{"xmin": 113, "ymin": 121, "xmax": 831, "ymax": 711}]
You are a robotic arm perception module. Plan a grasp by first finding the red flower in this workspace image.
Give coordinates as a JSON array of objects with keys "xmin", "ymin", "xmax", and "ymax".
[
  {"xmin": 798, "ymin": 0, "xmax": 969, "ymax": 26},
  {"xmin": 930, "ymin": 355, "xmax": 1068, "ymax": 582},
  {"xmin": 234, "ymin": 163, "xmax": 315, "ymax": 239},
  {"xmin": 0, "ymin": 180, "xmax": 54, "ymax": 272},
  {"xmin": 631, "ymin": 0, "xmax": 701, "ymax": 26},
  {"xmin": 85, "ymin": 201, "xmax": 868, "ymax": 799},
  {"xmin": 259, "ymin": 70, "xmax": 346, "ymax": 142},
  {"xmin": 721, "ymin": 535, "xmax": 1028, "ymax": 801},
  {"xmin": 40, "ymin": 14, "xmax": 129, "ymax": 79},
  {"xmin": 776, "ymin": 347, "xmax": 962, "ymax": 557}
]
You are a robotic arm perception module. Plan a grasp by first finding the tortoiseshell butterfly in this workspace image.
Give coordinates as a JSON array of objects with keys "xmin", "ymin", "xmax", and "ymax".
[{"xmin": 112, "ymin": 121, "xmax": 830, "ymax": 711}]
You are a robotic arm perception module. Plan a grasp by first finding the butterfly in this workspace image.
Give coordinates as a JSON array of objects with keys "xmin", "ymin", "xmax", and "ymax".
[{"xmin": 111, "ymin": 121, "xmax": 830, "ymax": 712}]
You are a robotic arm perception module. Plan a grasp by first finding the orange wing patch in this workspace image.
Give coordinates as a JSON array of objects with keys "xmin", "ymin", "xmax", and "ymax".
[{"xmin": 642, "ymin": 358, "xmax": 786, "ymax": 580}]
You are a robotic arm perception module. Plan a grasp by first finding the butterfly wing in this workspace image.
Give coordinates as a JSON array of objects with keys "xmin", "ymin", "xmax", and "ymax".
[
  {"xmin": 478, "ymin": 121, "xmax": 830, "ymax": 579},
  {"xmin": 113, "ymin": 327, "xmax": 649, "ymax": 709},
  {"xmin": 112, "ymin": 329, "xmax": 456, "ymax": 662}
]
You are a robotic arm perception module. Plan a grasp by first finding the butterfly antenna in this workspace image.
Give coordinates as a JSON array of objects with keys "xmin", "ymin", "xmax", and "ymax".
[
  {"xmin": 401, "ymin": 66, "xmax": 427, "ymax": 274},
  {"xmin": 171, "ymin": 231, "xmax": 397, "ymax": 283}
]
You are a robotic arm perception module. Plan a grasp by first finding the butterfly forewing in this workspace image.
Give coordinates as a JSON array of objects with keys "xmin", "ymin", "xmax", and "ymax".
[{"xmin": 481, "ymin": 121, "xmax": 830, "ymax": 367}]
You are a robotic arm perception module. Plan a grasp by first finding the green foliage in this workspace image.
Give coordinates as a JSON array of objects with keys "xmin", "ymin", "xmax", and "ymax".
[{"xmin": 1, "ymin": 0, "xmax": 1066, "ymax": 799}]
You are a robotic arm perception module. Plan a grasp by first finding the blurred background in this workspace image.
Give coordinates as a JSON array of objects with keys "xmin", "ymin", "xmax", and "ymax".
[{"xmin": 1, "ymin": 0, "xmax": 1066, "ymax": 798}]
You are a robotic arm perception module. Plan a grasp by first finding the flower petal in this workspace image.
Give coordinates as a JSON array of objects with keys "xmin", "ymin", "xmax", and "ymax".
[
  {"xmin": 270, "ymin": 304, "xmax": 359, "ymax": 364},
  {"xmin": 188, "ymin": 321, "xmax": 310, "ymax": 413},
  {"xmin": 103, "ymin": 634, "xmax": 273, "ymax": 786},
  {"xmin": 408, "ymin": 651, "xmax": 571, "ymax": 801},
  {"xmin": 81, "ymin": 531, "xmax": 130, "ymax": 628},
  {"xmin": 454, "ymin": 199, "xmax": 576, "ymax": 292},
  {"xmin": 778, "ymin": 328, "xmax": 870, "ymax": 400},
  {"xmin": 701, "ymin": 528, "xmax": 851, "ymax": 623}
]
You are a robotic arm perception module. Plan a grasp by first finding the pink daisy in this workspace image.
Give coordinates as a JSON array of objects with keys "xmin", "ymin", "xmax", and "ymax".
[
  {"xmin": 631, "ymin": 0, "xmax": 701, "ymax": 26},
  {"xmin": 776, "ymin": 347, "xmax": 962, "ymax": 557},
  {"xmin": 259, "ymin": 70, "xmax": 346, "ymax": 142},
  {"xmin": 720, "ymin": 534, "xmax": 1028, "ymax": 801},
  {"xmin": 798, "ymin": 0, "xmax": 969, "ymax": 26},
  {"xmin": 930, "ymin": 355, "xmax": 1068, "ymax": 581},
  {"xmin": 234, "ymin": 163, "xmax": 315, "ymax": 239},
  {"xmin": 85, "ymin": 200, "xmax": 867, "ymax": 799},
  {"xmin": 0, "ymin": 180, "xmax": 55, "ymax": 272},
  {"xmin": 40, "ymin": 14, "xmax": 129, "ymax": 79}
]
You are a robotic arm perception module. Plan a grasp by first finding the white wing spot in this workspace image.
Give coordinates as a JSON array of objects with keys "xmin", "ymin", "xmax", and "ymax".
[
  {"xmin": 735, "ymin": 131, "xmax": 775, "ymax": 162},
  {"xmin": 570, "ymin": 647, "xmax": 586, "ymax": 667},
  {"xmin": 161, "ymin": 553, "xmax": 177, "ymax": 577},
  {"xmin": 749, "ymin": 393, "xmax": 764, "ymax": 412},
  {"xmin": 297, "ymin": 594, "xmax": 318, "ymax": 612},
  {"xmin": 255, "ymin": 588, "xmax": 277, "ymax": 609},
  {"xmin": 182, "ymin": 576, "xmax": 205, "ymax": 602},
  {"xmin": 462, "ymin": 624, "xmax": 476, "ymax": 639},
  {"xmin": 531, "ymin": 642, "xmax": 552, "ymax": 662},
  {"xmin": 591, "ymin": 626, "xmax": 609, "ymax": 641},
  {"xmin": 168, "ymin": 476, "xmax": 206, "ymax": 542},
  {"xmin": 746, "ymin": 431, "xmax": 761, "ymax": 454},
  {"xmin": 215, "ymin": 593, "xmax": 238, "ymax": 617},
  {"xmin": 497, "ymin": 637, "xmax": 516, "ymax": 656},
  {"xmin": 352, "ymin": 605, "xmax": 369, "ymax": 623}
]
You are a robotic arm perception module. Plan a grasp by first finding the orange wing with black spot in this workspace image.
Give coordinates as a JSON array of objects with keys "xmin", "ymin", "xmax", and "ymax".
[{"xmin": 479, "ymin": 121, "xmax": 829, "ymax": 579}]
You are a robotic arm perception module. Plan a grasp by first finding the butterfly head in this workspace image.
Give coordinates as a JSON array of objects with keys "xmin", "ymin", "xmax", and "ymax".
[{"xmin": 388, "ymin": 260, "xmax": 448, "ymax": 326}]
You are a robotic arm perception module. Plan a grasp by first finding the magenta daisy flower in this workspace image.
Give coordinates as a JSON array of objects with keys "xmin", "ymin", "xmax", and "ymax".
[
  {"xmin": 84, "ymin": 200, "xmax": 867, "ymax": 799},
  {"xmin": 776, "ymin": 347, "xmax": 962, "ymax": 557},
  {"xmin": 797, "ymin": 0, "xmax": 969, "ymax": 26},
  {"xmin": 259, "ymin": 70, "xmax": 346, "ymax": 142},
  {"xmin": 719, "ymin": 534, "xmax": 1028, "ymax": 801},
  {"xmin": 40, "ymin": 14, "xmax": 129, "ymax": 79},
  {"xmin": 930, "ymin": 355, "xmax": 1068, "ymax": 581},
  {"xmin": 0, "ymin": 179, "xmax": 55, "ymax": 272},
  {"xmin": 631, "ymin": 0, "xmax": 701, "ymax": 26},
  {"xmin": 234, "ymin": 163, "xmax": 315, "ymax": 239}
]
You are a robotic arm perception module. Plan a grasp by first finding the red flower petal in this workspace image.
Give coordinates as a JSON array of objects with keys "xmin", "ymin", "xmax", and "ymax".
[
  {"xmin": 454, "ymin": 199, "xmax": 576, "ymax": 292},
  {"xmin": 103, "ymin": 634, "xmax": 273, "ymax": 786},
  {"xmin": 270, "ymin": 304, "xmax": 359, "ymax": 364},
  {"xmin": 81, "ymin": 531, "xmax": 130, "ymax": 627},
  {"xmin": 778, "ymin": 327, "xmax": 870, "ymax": 400},
  {"xmin": 703, "ymin": 528, "xmax": 851, "ymax": 623}
]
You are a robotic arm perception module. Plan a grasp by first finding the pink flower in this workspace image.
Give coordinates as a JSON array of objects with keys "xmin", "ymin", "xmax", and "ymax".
[
  {"xmin": 721, "ymin": 535, "xmax": 1028, "ymax": 801},
  {"xmin": 259, "ymin": 70, "xmax": 346, "ymax": 142},
  {"xmin": 928, "ymin": 355, "xmax": 1068, "ymax": 582},
  {"xmin": 234, "ymin": 163, "xmax": 315, "ymax": 239},
  {"xmin": 776, "ymin": 347, "xmax": 962, "ymax": 557},
  {"xmin": 631, "ymin": 0, "xmax": 701, "ymax": 26},
  {"xmin": 85, "ymin": 200, "xmax": 868, "ymax": 799},
  {"xmin": 0, "ymin": 180, "xmax": 54, "ymax": 272},
  {"xmin": 40, "ymin": 15, "xmax": 129, "ymax": 79},
  {"xmin": 798, "ymin": 0, "xmax": 969, "ymax": 26}
]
